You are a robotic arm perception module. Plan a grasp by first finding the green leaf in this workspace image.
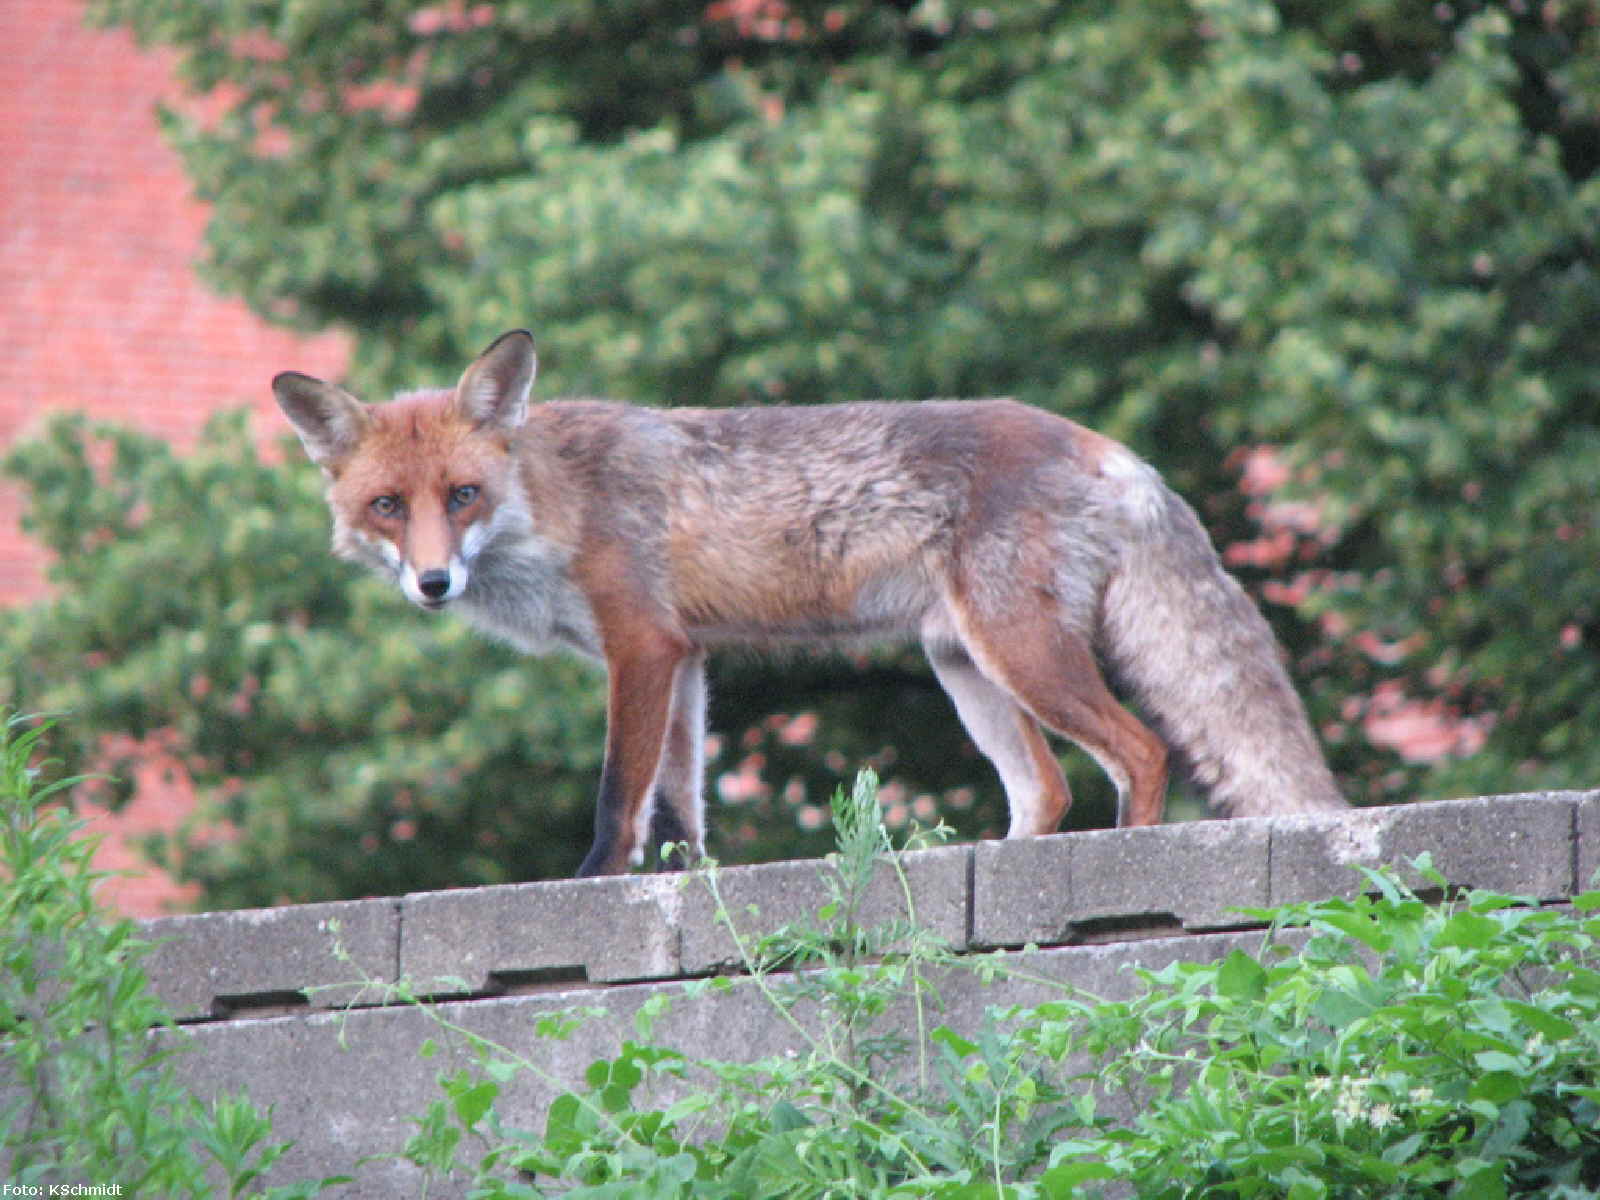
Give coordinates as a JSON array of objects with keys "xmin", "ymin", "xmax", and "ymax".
[
  {"xmin": 1503, "ymin": 1001, "xmax": 1578, "ymax": 1043},
  {"xmin": 1380, "ymin": 1131, "xmax": 1426, "ymax": 1165},
  {"xmin": 1434, "ymin": 911, "xmax": 1500, "ymax": 950},
  {"xmin": 1452, "ymin": 1158, "xmax": 1509, "ymax": 1200},
  {"xmin": 1312, "ymin": 983, "xmax": 1373, "ymax": 1030},
  {"xmin": 448, "ymin": 1078, "xmax": 498, "ymax": 1131},
  {"xmin": 931, "ymin": 1025, "xmax": 980, "ymax": 1058},
  {"xmin": 1470, "ymin": 1071, "xmax": 1525, "ymax": 1105},
  {"xmin": 1313, "ymin": 911, "xmax": 1388, "ymax": 952},
  {"xmin": 1216, "ymin": 949, "xmax": 1268, "ymax": 1000},
  {"xmin": 1038, "ymin": 1159, "xmax": 1118, "ymax": 1193},
  {"xmin": 767, "ymin": 1101, "xmax": 812, "ymax": 1133},
  {"xmin": 1472, "ymin": 1052, "xmax": 1526, "ymax": 1076}
]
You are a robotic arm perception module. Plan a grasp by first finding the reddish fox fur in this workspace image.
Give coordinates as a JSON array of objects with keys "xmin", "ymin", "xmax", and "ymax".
[{"xmin": 274, "ymin": 330, "xmax": 1345, "ymax": 876}]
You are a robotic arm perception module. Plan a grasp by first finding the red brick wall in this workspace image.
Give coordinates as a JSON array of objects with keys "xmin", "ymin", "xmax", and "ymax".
[
  {"xmin": 0, "ymin": 0, "xmax": 350, "ymax": 606},
  {"xmin": 1, "ymin": 3, "xmax": 350, "ymax": 916}
]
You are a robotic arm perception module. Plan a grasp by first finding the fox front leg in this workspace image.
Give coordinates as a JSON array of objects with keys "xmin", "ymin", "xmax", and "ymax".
[{"xmin": 576, "ymin": 632, "xmax": 689, "ymax": 877}]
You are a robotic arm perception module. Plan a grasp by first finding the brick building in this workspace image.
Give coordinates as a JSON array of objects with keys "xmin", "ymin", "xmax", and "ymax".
[{"xmin": 1, "ymin": 2, "xmax": 349, "ymax": 915}]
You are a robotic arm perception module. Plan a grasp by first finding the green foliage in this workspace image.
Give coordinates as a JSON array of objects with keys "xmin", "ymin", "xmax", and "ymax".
[
  {"xmin": 0, "ymin": 712, "xmax": 344, "ymax": 1196},
  {"xmin": 380, "ymin": 774, "xmax": 1600, "ymax": 1197},
  {"xmin": 12, "ymin": 0, "xmax": 1599, "ymax": 899},
  {"xmin": 1068, "ymin": 858, "xmax": 1600, "ymax": 1194}
]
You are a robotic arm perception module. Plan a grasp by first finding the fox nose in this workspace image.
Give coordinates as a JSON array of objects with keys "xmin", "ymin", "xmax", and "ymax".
[{"xmin": 416, "ymin": 569, "xmax": 452, "ymax": 601}]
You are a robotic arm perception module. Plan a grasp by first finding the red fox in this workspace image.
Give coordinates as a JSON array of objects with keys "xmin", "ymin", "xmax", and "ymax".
[{"xmin": 274, "ymin": 330, "xmax": 1346, "ymax": 876}]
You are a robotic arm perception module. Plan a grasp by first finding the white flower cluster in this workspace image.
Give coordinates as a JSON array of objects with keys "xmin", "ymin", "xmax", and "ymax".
[{"xmin": 1307, "ymin": 1073, "xmax": 1437, "ymax": 1133}]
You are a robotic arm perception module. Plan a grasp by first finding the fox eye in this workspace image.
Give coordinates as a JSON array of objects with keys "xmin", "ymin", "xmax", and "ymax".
[
  {"xmin": 448, "ymin": 484, "xmax": 480, "ymax": 511},
  {"xmin": 370, "ymin": 495, "xmax": 403, "ymax": 518}
]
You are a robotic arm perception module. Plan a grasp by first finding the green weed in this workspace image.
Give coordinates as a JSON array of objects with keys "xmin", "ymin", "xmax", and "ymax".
[{"xmin": 0, "ymin": 711, "xmax": 344, "ymax": 1197}]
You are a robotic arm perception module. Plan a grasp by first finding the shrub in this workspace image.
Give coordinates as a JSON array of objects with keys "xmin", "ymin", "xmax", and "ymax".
[
  {"xmin": 0, "ymin": 711, "xmax": 343, "ymax": 1197},
  {"xmin": 1068, "ymin": 861, "xmax": 1600, "ymax": 1196}
]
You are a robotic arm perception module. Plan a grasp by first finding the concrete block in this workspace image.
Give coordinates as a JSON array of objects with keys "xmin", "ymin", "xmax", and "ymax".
[
  {"xmin": 95, "ymin": 788, "xmax": 1600, "ymax": 1199},
  {"xmin": 140, "ymin": 897, "xmax": 398, "ymax": 1019},
  {"xmin": 971, "ymin": 833, "xmax": 1073, "ymax": 947},
  {"xmin": 401, "ymin": 872, "xmax": 688, "ymax": 994},
  {"xmin": 972, "ymin": 820, "xmax": 1269, "ymax": 948},
  {"xmin": 1269, "ymin": 793, "xmax": 1579, "ymax": 906},
  {"xmin": 677, "ymin": 843, "xmax": 971, "ymax": 974},
  {"xmin": 1070, "ymin": 818, "xmax": 1271, "ymax": 932},
  {"xmin": 1577, "ymin": 792, "xmax": 1600, "ymax": 893}
]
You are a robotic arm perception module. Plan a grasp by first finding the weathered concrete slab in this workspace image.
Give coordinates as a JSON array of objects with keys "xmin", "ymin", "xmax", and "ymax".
[
  {"xmin": 1069, "ymin": 818, "xmax": 1271, "ymax": 931},
  {"xmin": 939, "ymin": 929, "xmax": 1281, "ymax": 1019},
  {"xmin": 1268, "ymin": 793, "xmax": 1579, "ymax": 906},
  {"xmin": 972, "ymin": 819, "xmax": 1270, "ymax": 947},
  {"xmin": 401, "ymin": 872, "xmax": 688, "ymax": 994},
  {"xmin": 970, "ymin": 834, "xmax": 1075, "ymax": 947},
  {"xmin": 677, "ymin": 843, "xmax": 971, "ymax": 974},
  {"xmin": 1577, "ymin": 792, "xmax": 1600, "ymax": 894},
  {"xmin": 140, "ymin": 897, "xmax": 398, "ymax": 1019}
]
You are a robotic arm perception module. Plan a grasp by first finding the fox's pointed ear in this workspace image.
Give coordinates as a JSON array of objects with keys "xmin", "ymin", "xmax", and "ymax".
[
  {"xmin": 272, "ymin": 372, "xmax": 371, "ymax": 468},
  {"xmin": 454, "ymin": 330, "xmax": 536, "ymax": 432}
]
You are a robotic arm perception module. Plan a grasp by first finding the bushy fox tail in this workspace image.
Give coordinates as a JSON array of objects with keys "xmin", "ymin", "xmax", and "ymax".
[{"xmin": 1098, "ymin": 479, "xmax": 1347, "ymax": 818}]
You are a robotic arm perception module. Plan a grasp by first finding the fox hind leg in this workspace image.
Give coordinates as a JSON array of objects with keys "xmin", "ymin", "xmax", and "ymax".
[
  {"xmin": 925, "ymin": 637, "xmax": 1073, "ymax": 836},
  {"xmin": 945, "ymin": 602, "xmax": 1169, "ymax": 829}
]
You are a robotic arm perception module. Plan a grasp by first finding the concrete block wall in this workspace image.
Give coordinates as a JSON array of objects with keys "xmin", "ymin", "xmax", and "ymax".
[{"xmin": 27, "ymin": 792, "xmax": 1600, "ymax": 1195}]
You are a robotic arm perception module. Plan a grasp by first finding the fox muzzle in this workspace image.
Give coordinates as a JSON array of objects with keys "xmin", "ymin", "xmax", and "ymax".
[
  {"xmin": 400, "ymin": 557, "xmax": 467, "ymax": 609},
  {"xmin": 417, "ymin": 569, "xmax": 453, "ymax": 601}
]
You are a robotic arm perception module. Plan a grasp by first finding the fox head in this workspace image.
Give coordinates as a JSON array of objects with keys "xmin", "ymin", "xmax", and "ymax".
[{"xmin": 273, "ymin": 330, "xmax": 537, "ymax": 611}]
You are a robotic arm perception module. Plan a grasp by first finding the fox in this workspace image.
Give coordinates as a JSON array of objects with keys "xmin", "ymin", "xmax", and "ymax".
[{"xmin": 273, "ymin": 329, "xmax": 1346, "ymax": 877}]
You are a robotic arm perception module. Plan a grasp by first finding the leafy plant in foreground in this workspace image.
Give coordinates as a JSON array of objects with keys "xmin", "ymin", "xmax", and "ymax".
[
  {"xmin": 0, "ymin": 712, "xmax": 342, "ymax": 1197},
  {"xmin": 1055, "ymin": 858, "xmax": 1600, "ymax": 1197}
]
